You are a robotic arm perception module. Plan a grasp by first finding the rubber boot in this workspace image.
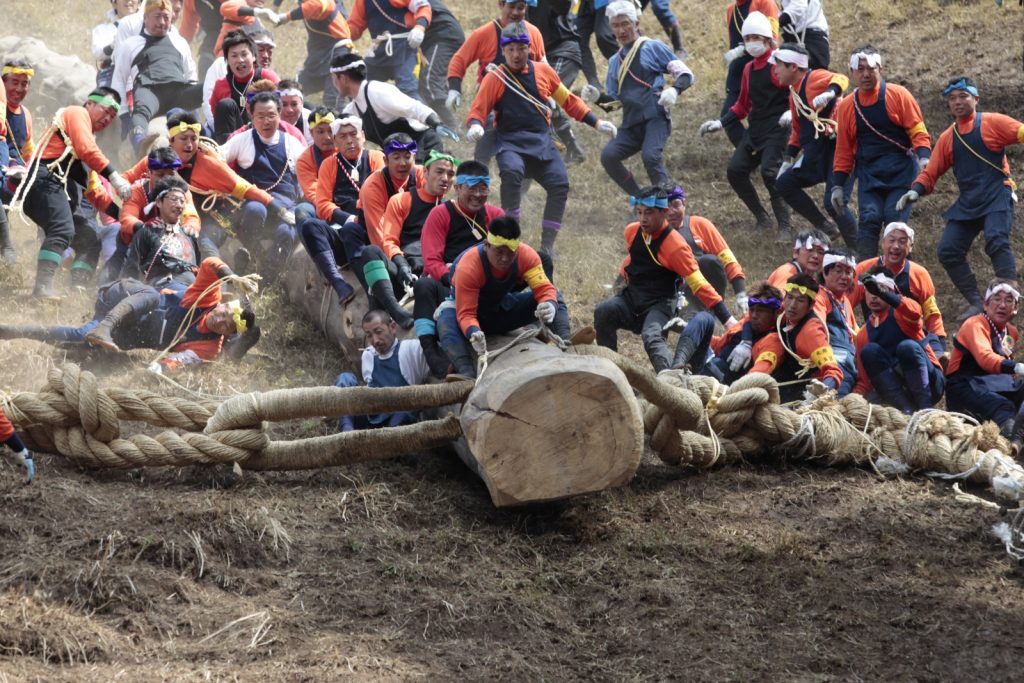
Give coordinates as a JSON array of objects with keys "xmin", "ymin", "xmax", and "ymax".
[
  {"xmin": 369, "ymin": 279, "xmax": 413, "ymax": 329},
  {"xmin": 1009, "ymin": 413, "xmax": 1024, "ymax": 457},
  {"xmin": 222, "ymin": 326, "xmax": 262, "ymax": 361},
  {"xmin": 32, "ymin": 258, "xmax": 61, "ymax": 299},
  {"xmin": 83, "ymin": 292, "xmax": 152, "ymax": 352},
  {"xmin": 902, "ymin": 361, "xmax": 934, "ymax": 411},
  {"xmin": 771, "ymin": 196, "xmax": 793, "ymax": 245},
  {"xmin": 0, "ymin": 207, "xmax": 16, "ymax": 265},
  {"xmin": 671, "ymin": 333, "xmax": 697, "ymax": 370},
  {"xmin": 871, "ymin": 367, "xmax": 915, "ymax": 415},
  {"xmin": 310, "ymin": 250, "xmax": 355, "ymax": 304},
  {"xmin": 419, "ymin": 334, "xmax": 451, "ymax": 379},
  {"xmin": 856, "ymin": 236, "xmax": 878, "ymax": 262},
  {"xmin": 817, "ymin": 218, "xmax": 841, "ymax": 242},
  {"xmin": 540, "ymin": 228, "xmax": 558, "ymax": 260},
  {"xmin": 753, "ymin": 211, "xmax": 772, "ymax": 233},
  {"xmin": 70, "ymin": 264, "xmax": 95, "ymax": 289},
  {"xmin": 562, "ymin": 132, "xmax": 586, "ymax": 165},
  {"xmin": 665, "ymin": 23, "xmax": 686, "ymax": 58}
]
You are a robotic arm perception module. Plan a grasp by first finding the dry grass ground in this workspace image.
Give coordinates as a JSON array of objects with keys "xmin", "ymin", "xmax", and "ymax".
[{"xmin": 2, "ymin": 0, "xmax": 1024, "ymax": 679}]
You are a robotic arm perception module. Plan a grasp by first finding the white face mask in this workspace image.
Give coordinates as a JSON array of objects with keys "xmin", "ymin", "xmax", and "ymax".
[{"xmin": 744, "ymin": 40, "xmax": 767, "ymax": 58}]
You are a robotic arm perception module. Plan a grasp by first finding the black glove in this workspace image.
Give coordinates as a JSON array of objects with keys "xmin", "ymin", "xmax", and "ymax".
[
  {"xmin": 392, "ymin": 254, "xmax": 415, "ymax": 287},
  {"xmin": 860, "ymin": 273, "xmax": 883, "ymax": 298}
]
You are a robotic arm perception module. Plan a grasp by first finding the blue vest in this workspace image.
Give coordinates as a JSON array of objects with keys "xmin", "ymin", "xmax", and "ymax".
[
  {"xmin": 459, "ymin": 243, "xmax": 520, "ymax": 315},
  {"xmin": 616, "ymin": 40, "xmax": 663, "ymax": 128},
  {"xmin": 623, "ymin": 226, "xmax": 678, "ymax": 312},
  {"xmin": 399, "ymin": 189, "xmax": 439, "ymax": 255},
  {"xmin": 4, "ymin": 107, "xmax": 29, "ymax": 164},
  {"xmin": 331, "ymin": 149, "xmax": 373, "ymax": 213},
  {"xmin": 493, "ymin": 63, "xmax": 557, "ymax": 160},
  {"xmin": 866, "ymin": 305, "xmax": 917, "ymax": 350},
  {"xmin": 369, "ymin": 339, "xmax": 408, "ymax": 388},
  {"xmin": 240, "ymin": 130, "xmax": 298, "ymax": 200},
  {"xmin": 853, "ymin": 82, "xmax": 917, "ymax": 191},
  {"xmin": 947, "ymin": 113, "xmax": 1013, "ymax": 221},
  {"xmin": 746, "ymin": 60, "xmax": 790, "ymax": 143},
  {"xmin": 365, "ymin": 0, "xmax": 413, "ymax": 66},
  {"xmin": 823, "ymin": 291, "xmax": 855, "ymax": 355},
  {"xmin": 442, "ymin": 200, "xmax": 488, "ymax": 263},
  {"xmin": 950, "ymin": 316, "xmax": 1010, "ymax": 381}
]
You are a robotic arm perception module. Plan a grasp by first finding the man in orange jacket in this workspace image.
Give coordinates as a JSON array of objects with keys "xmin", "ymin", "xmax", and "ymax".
[{"xmin": 347, "ymin": 0, "xmax": 431, "ymax": 100}]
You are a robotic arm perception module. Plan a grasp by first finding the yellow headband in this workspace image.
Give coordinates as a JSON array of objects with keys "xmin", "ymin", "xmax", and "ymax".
[
  {"xmin": 784, "ymin": 282, "xmax": 816, "ymax": 299},
  {"xmin": 145, "ymin": 0, "xmax": 172, "ymax": 12},
  {"xmin": 168, "ymin": 122, "xmax": 201, "ymax": 139},
  {"xmin": 310, "ymin": 111, "xmax": 335, "ymax": 128},
  {"xmin": 2, "ymin": 66, "xmax": 33, "ymax": 78},
  {"xmin": 229, "ymin": 300, "xmax": 247, "ymax": 334},
  {"xmin": 486, "ymin": 232, "xmax": 519, "ymax": 251}
]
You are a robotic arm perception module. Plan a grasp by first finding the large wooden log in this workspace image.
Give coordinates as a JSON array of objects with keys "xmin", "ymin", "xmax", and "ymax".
[
  {"xmin": 458, "ymin": 336, "xmax": 644, "ymax": 507},
  {"xmin": 282, "ymin": 244, "xmax": 369, "ymax": 364}
]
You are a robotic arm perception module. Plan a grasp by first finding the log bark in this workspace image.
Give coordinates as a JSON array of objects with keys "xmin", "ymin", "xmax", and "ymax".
[
  {"xmin": 458, "ymin": 336, "xmax": 644, "ymax": 507},
  {"xmin": 283, "ymin": 244, "xmax": 369, "ymax": 365}
]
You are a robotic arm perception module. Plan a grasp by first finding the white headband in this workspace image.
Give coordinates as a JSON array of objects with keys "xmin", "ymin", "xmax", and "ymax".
[
  {"xmin": 605, "ymin": 0, "xmax": 638, "ymax": 21},
  {"xmin": 771, "ymin": 49, "xmax": 808, "ymax": 70},
  {"xmin": 330, "ymin": 115, "xmax": 362, "ymax": 135},
  {"xmin": 849, "ymin": 51, "xmax": 882, "ymax": 70},
  {"xmin": 331, "ymin": 60, "xmax": 365, "ymax": 74},
  {"xmin": 985, "ymin": 283, "xmax": 1021, "ymax": 303},
  {"xmin": 279, "ymin": 87, "xmax": 303, "ymax": 99},
  {"xmin": 869, "ymin": 273, "xmax": 897, "ymax": 292},
  {"xmin": 823, "ymin": 253, "xmax": 856, "ymax": 270},
  {"xmin": 795, "ymin": 236, "xmax": 826, "ymax": 250},
  {"xmin": 882, "ymin": 222, "xmax": 915, "ymax": 243}
]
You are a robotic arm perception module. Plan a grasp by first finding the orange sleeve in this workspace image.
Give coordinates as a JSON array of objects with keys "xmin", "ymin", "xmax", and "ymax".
[
  {"xmin": 406, "ymin": 0, "xmax": 431, "ymax": 29},
  {"xmin": 162, "ymin": 338, "xmax": 224, "ymax": 370},
  {"xmin": 910, "ymin": 265, "xmax": 944, "ymax": 337},
  {"xmin": 123, "ymin": 157, "xmax": 150, "ymax": 184},
  {"xmin": 315, "ymin": 155, "xmax": 341, "ymax": 220},
  {"xmin": 192, "ymin": 152, "xmax": 272, "ymax": 205},
  {"xmin": 982, "ymin": 112, "xmax": 1024, "ymax": 156},
  {"xmin": 455, "ymin": 246, "xmax": 488, "ymax": 335},
  {"xmin": 0, "ymin": 405, "xmax": 15, "ymax": 442},
  {"xmin": 467, "ymin": 71, "xmax": 504, "ymax": 127},
  {"xmin": 832, "ymin": 96, "xmax": 857, "ymax": 176},
  {"xmin": 538, "ymin": 63, "xmax": 593, "ymax": 124},
  {"xmin": 893, "ymin": 296, "xmax": 923, "ymax": 336},
  {"xmin": 181, "ymin": 257, "xmax": 228, "ymax": 309},
  {"xmin": 295, "ymin": 147, "xmax": 319, "ymax": 203},
  {"xmin": 448, "ymin": 24, "xmax": 493, "ymax": 83},
  {"xmin": 766, "ymin": 263, "xmax": 795, "ymax": 292},
  {"xmin": 347, "ymin": 0, "xmax": 366, "ymax": 38},
  {"xmin": 220, "ymin": 1, "xmax": 248, "ymax": 21},
  {"xmin": 885, "ymin": 84, "xmax": 930, "ymax": 150},
  {"xmin": 659, "ymin": 230, "xmax": 722, "ymax": 310},
  {"xmin": 750, "ymin": 333, "xmax": 783, "ymax": 375},
  {"xmin": 958, "ymin": 316, "xmax": 1008, "ymax": 375},
  {"xmin": 795, "ymin": 317, "xmax": 844, "ymax": 387},
  {"xmin": 45, "ymin": 107, "xmax": 111, "ymax": 172},
  {"xmin": 368, "ymin": 150, "xmax": 386, "ymax": 172},
  {"xmin": 913, "ymin": 127, "xmax": 953, "ymax": 194},
  {"xmin": 690, "ymin": 216, "xmax": 743, "ymax": 281},
  {"xmin": 180, "ymin": 0, "xmax": 200, "ymax": 42},
  {"xmin": 360, "ymin": 173, "xmax": 391, "ymax": 247},
  {"xmin": 83, "ymin": 170, "xmax": 113, "ymax": 213},
  {"xmin": 379, "ymin": 192, "xmax": 413, "ymax": 259},
  {"xmin": 517, "ymin": 244, "xmax": 558, "ymax": 305}
]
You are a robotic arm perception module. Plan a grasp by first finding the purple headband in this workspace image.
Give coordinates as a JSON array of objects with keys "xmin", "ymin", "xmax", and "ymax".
[
  {"xmin": 148, "ymin": 156, "xmax": 182, "ymax": 170},
  {"xmin": 499, "ymin": 34, "xmax": 531, "ymax": 46},
  {"xmin": 667, "ymin": 185, "xmax": 685, "ymax": 202},
  {"xmin": 748, "ymin": 296, "xmax": 782, "ymax": 309},
  {"xmin": 383, "ymin": 139, "xmax": 417, "ymax": 155}
]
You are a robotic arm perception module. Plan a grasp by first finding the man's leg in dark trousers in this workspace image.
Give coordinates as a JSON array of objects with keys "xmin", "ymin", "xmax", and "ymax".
[
  {"xmin": 982, "ymin": 207, "xmax": 1018, "ymax": 281},
  {"xmin": 720, "ymin": 55, "xmax": 751, "ymax": 148},
  {"xmin": 23, "ymin": 173, "xmax": 75, "ymax": 296},
  {"xmin": 594, "ymin": 294, "xmax": 642, "ymax": 351},
  {"xmin": 639, "ymin": 300, "xmax": 674, "ymax": 372},
  {"xmin": 727, "ymin": 136, "xmax": 769, "ymax": 228},
  {"xmin": 600, "ymin": 124, "xmax": 644, "ymax": 196},
  {"xmin": 855, "ymin": 185, "xmax": 887, "ymax": 261},
  {"xmin": 639, "ymin": 116, "xmax": 671, "ymax": 188},
  {"xmin": 497, "ymin": 150, "xmax": 528, "ymax": 220},
  {"xmin": 937, "ymin": 217, "xmax": 983, "ymax": 308},
  {"xmin": 526, "ymin": 155, "xmax": 570, "ymax": 253}
]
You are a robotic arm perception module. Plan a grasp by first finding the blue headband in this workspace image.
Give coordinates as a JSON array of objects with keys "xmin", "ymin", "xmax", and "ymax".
[
  {"xmin": 667, "ymin": 185, "xmax": 685, "ymax": 202},
  {"xmin": 456, "ymin": 174, "xmax": 490, "ymax": 187},
  {"xmin": 629, "ymin": 195, "xmax": 668, "ymax": 209},
  {"xmin": 500, "ymin": 34, "xmax": 531, "ymax": 46},
  {"xmin": 942, "ymin": 78, "xmax": 978, "ymax": 98},
  {"xmin": 383, "ymin": 139, "xmax": 417, "ymax": 155}
]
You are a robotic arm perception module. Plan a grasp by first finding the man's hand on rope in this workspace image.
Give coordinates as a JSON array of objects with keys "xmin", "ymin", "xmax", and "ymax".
[
  {"xmin": 811, "ymin": 90, "xmax": 835, "ymax": 110},
  {"xmin": 535, "ymin": 300, "xmax": 556, "ymax": 324},
  {"xmin": 109, "ymin": 171, "xmax": 133, "ymax": 201},
  {"xmin": 778, "ymin": 110, "xmax": 792, "ymax": 128},
  {"xmin": 393, "ymin": 255, "xmax": 416, "ymax": 288},
  {"xmin": 146, "ymin": 361, "xmax": 163, "ymax": 375},
  {"xmin": 6, "ymin": 447, "xmax": 34, "ymax": 485},
  {"xmin": 227, "ymin": 273, "xmax": 261, "ymax": 296},
  {"xmin": 896, "ymin": 189, "xmax": 919, "ymax": 212},
  {"xmin": 408, "ymin": 25, "xmax": 425, "ymax": 48},
  {"xmin": 466, "ymin": 123, "xmax": 485, "ymax": 142},
  {"xmin": 802, "ymin": 378, "xmax": 831, "ymax": 406},
  {"xmin": 699, "ymin": 119, "xmax": 722, "ymax": 137},
  {"xmin": 1014, "ymin": 363, "xmax": 1024, "ymax": 380},
  {"xmin": 727, "ymin": 339, "xmax": 752, "ymax": 373},
  {"xmin": 917, "ymin": 156, "xmax": 930, "ymax": 174},
  {"xmin": 470, "ymin": 331, "xmax": 487, "ymax": 355},
  {"xmin": 268, "ymin": 198, "xmax": 295, "ymax": 225}
]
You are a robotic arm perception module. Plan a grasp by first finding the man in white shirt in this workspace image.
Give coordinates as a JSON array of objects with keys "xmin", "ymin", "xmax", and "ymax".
[
  {"xmin": 334, "ymin": 309, "xmax": 432, "ymax": 431},
  {"xmin": 218, "ymin": 91, "xmax": 304, "ymax": 278},
  {"xmin": 92, "ymin": 0, "xmax": 140, "ymax": 87},
  {"xmin": 778, "ymin": 0, "xmax": 830, "ymax": 69},
  {"xmin": 111, "ymin": 0, "xmax": 201, "ymax": 153},
  {"xmin": 332, "ymin": 53, "xmax": 458, "ymax": 163}
]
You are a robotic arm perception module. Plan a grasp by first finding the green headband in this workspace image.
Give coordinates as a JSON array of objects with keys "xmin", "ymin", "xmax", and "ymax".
[
  {"xmin": 424, "ymin": 149, "xmax": 459, "ymax": 169},
  {"xmin": 88, "ymin": 93, "xmax": 121, "ymax": 114}
]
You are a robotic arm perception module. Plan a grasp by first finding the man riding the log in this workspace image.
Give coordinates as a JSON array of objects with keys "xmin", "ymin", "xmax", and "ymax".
[
  {"xmin": 816, "ymin": 248, "xmax": 858, "ymax": 396},
  {"xmin": 333, "ymin": 309, "xmax": 432, "ymax": 431},
  {"xmin": 945, "ymin": 279, "xmax": 1024, "ymax": 452},
  {"xmin": 0, "ymin": 58, "xmax": 37, "ymax": 265},
  {"xmin": 209, "ymin": 30, "xmax": 280, "ymax": 143},
  {"xmin": 852, "ymin": 265, "xmax": 945, "ymax": 414},
  {"xmin": 767, "ymin": 228, "xmax": 830, "ymax": 292},
  {"xmin": 437, "ymin": 215, "xmax": 570, "ymax": 378},
  {"xmin": 298, "ymin": 115, "xmax": 385, "ymax": 305}
]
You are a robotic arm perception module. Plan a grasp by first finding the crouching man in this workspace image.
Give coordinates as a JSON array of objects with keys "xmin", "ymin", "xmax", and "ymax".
[{"xmin": 334, "ymin": 309, "xmax": 432, "ymax": 431}]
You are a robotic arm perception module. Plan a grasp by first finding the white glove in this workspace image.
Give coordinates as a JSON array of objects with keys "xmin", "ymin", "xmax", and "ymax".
[
  {"xmin": 7, "ymin": 447, "xmax": 34, "ymax": 484},
  {"xmin": 273, "ymin": 204, "xmax": 296, "ymax": 225},
  {"xmin": 658, "ymin": 88, "xmax": 678, "ymax": 108},
  {"xmin": 536, "ymin": 300, "xmax": 556, "ymax": 324},
  {"xmin": 829, "ymin": 185, "xmax": 845, "ymax": 215},
  {"xmin": 734, "ymin": 292, "xmax": 749, "ymax": 316},
  {"xmin": 1014, "ymin": 363, "xmax": 1024, "ymax": 379},
  {"xmin": 896, "ymin": 189, "xmax": 919, "ymax": 212},
  {"xmin": 918, "ymin": 156, "xmax": 930, "ymax": 173},
  {"xmin": 727, "ymin": 339, "xmax": 752, "ymax": 373},
  {"xmin": 812, "ymin": 90, "xmax": 836, "ymax": 110},
  {"xmin": 580, "ymin": 84, "xmax": 600, "ymax": 103},
  {"xmin": 470, "ymin": 331, "xmax": 486, "ymax": 355},
  {"xmin": 228, "ymin": 273, "xmax": 261, "ymax": 296},
  {"xmin": 699, "ymin": 119, "xmax": 723, "ymax": 136},
  {"xmin": 778, "ymin": 110, "xmax": 792, "ymax": 128},
  {"xmin": 407, "ymin": 25, "xmax": 425, "ymax": 49},
  {"xmin": 777, "ymin": 158, "xmax": 794, "ymax": 179},
  {"xmin": 596, "ymin": 120, "xmax": 617, "ymax": 138},
  {"xmin": 445, "ymin": 89, "xmax": 461, "ymax": 110},
  {"xmin": 723, "ymin": 45, "xmax": 746, "ymax": 65},
  {"xmin": 724, "ymin": 316, "xmax": 738, "ymax": 329},
  {"xmin": 147, "ymin": 361, "xmax": 163, "ymax": 375},
  {"xmin": 254, "ymin": 7, "xmax": 281, "ymax": 25},
  {"xmin": 109, "ymin": 171, "xmax": 132, "ymax": 201},
  {"xmin": 466, "ymin": 123, "xmax": 485, "ymax": 142},
  {"xmin": 802, "ymin": 378, "xmax": 830, "ymax": 405}
]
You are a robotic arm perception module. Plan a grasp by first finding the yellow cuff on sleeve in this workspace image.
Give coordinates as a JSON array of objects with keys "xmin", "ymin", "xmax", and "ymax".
[
  {"xmin": 523, "ymin": 264, "xmax": 550, "ymax": 290},
  {"xmin": 756, "ymin": 351, "xmax": 778, "ymax": 371},
  {"xmin": 922, "ymin": 295, "xmax": 940, "ymax": 320},
  {"xmin": 552, "ymin": 83, "xmax": 571, "ymax": 107},
  {"xmin": 717, "ymin": 249, "xmax": 737, "ymax": 267},
  {"xmin": 908, "ymin": 122, "xmax": 928, "ymax": 139},
  {"xmin": 810, "ymin": 346, "xmax": 836, "ymax": 368},
  {"xmin": 231, "ymin": 180, "xmax": 251, "ymax": 200},
  {"xmin": 684, "ymin": 270, "xmax": 712, "ymax": 294}
]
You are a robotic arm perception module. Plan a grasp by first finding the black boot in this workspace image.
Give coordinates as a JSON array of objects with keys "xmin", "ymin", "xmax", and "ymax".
[
  {"xmin": 671, "ymin": 334, "xmax": 697, "ymax": 370},
  {"xmin": 0, "ymin": 208, "xmax": 16, "ymax": 265},
  {"xmin": 310, "ymin": 250, "xmax": 355, "ymax": 304},
  {"xmin": 902, "ymin": 361, "xmax": 934, "ymax": 411},
  {"xmin": 419, "ymin": 334, "xmax": 451, "ymax": 379},
  {"xmin": 665, "ymin": 24, "xmax": 686, "ymax": 57},
  {"xmin": 871, "ymin": 368, "xmax": 915, "ymax": 415},
  {"xmin": 540, "ymin": 228, "xmax": 558, "ymax": 260},
  {"xmin": 563, "ymin": 136, "xmax": 586, "ymax": 165},
  {"xmin": 70, "ymin": 265, "xmax": 95, "ymax": 289},
  {"xmin": 771, "ymin": 196, "xmax": 793, "ymax": 245},
  {"xmin": 32, "ymin": 259, "xmax": 61, "ymax": 299},
  {"xmin": 222, "ymin": 326, "xmax": 261, "ymax": 361},
  {"xmin": 1009, "ymin": 414, "xmax": 1024, "ymax": 456},
  {"xmin": 84, "ymin": 292, "xmax": 153, "ymax": 352},
  {"xmin": 369, "ymin": 279, "xmax": 413, "ymax": 329}
]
